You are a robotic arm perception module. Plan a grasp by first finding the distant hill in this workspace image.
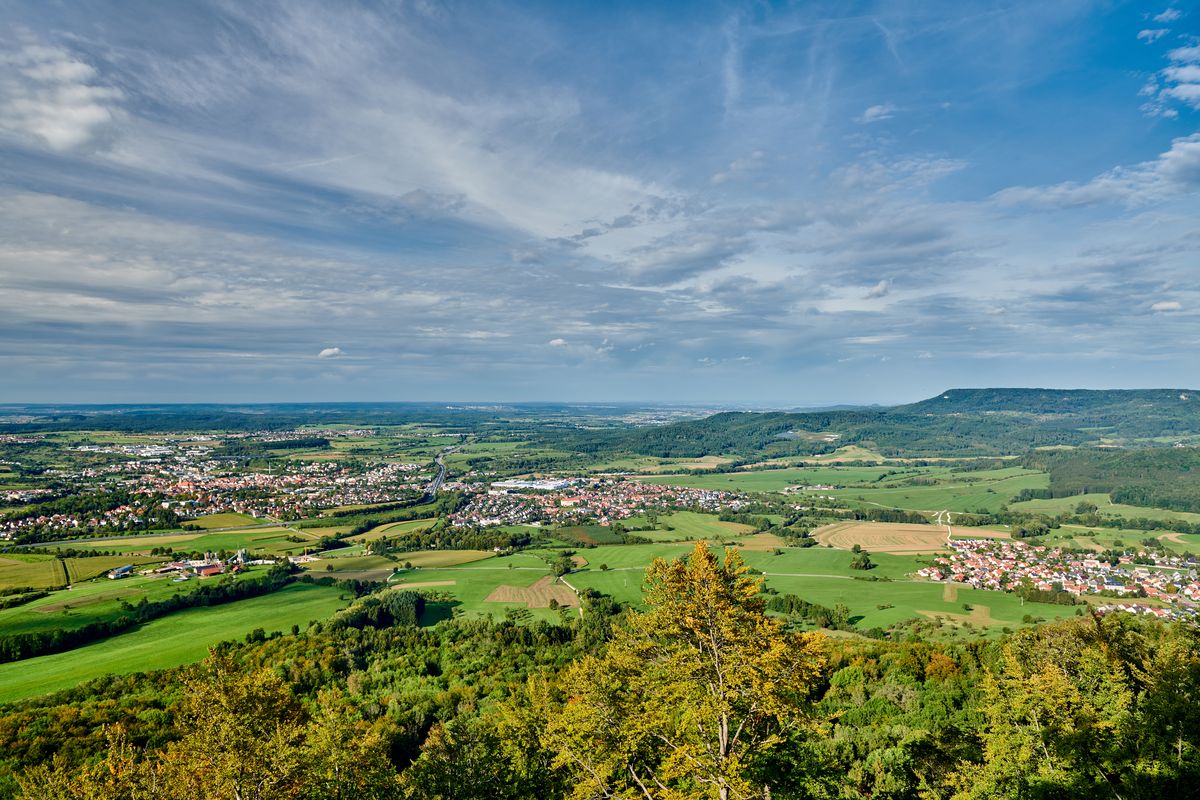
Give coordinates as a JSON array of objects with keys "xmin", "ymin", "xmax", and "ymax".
[
  {"xmin": 558, "ymin": 388, "xmax": 1200, "ymax": 459},
  {"xmin": 899, "ymin": 387, "xmax": 1199, "ymax": 417}
]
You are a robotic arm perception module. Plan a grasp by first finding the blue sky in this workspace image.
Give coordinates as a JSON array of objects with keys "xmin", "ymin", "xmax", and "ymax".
[{"xmin": 1, "ymin": 0, "xmax": 1198, "ymax": 405}]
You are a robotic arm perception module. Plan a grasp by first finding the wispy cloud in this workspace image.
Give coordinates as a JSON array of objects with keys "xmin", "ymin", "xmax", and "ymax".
[{"xmin": 858, "ymin": 103, "xmax": 896, "ymax": 123}]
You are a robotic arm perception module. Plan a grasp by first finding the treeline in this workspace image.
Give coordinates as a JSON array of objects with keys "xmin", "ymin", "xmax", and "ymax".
[
  {"xmin": 0, "ymin": 591, "xmax": 49, "ymax": 610},
  {"xmin": 0, "ymin": 565, "xmax": 295, "ymax": 664},
  {"xmin": 848, "ymin": 506, "xmax": 929, "ymax": 524},
  {"xmin": 215, "ymin": 437, "xmax": 330, "ymax": 458},
  {"xmin": 325, "ymin": 493, "xmax": 425, "ymax": 518},
  {"xmin": 391, "ymin": 524, "xmax": 535, "ymax": 553}
]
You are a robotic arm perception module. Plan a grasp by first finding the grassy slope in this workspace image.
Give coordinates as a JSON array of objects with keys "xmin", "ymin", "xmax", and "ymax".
[
  {"xmin": 828, "ymin": 471, "xmax": 1049, "ymax": 513},
  {"xmin": 0, "ymin": 583, "xmax": 349, "ymax": 703},
  {"xmin": 0, "ymin": 565, "xmax": 279, "ymax": 637}
]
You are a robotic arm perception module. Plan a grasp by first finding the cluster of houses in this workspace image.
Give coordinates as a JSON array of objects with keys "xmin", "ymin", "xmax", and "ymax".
[
  {"xmin": 918, "ymin": 538, "xmax": 1200, "ymax": 615},
  {"xmin": 445, "ymin": 477, "xmax": 745, "ymax": 528},
  {"xmin": 1, "ymin": 502, "xmax": 163, "ymax": 539},
  {"xmin": 110, "ymin": 549, "xmax": 275, "ymax": 581}
]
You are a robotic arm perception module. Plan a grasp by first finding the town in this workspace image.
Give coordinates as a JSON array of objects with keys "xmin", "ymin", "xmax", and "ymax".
[{"xmin": 918, "ymin": 537, "xmax": 1199, "ymax": 621}]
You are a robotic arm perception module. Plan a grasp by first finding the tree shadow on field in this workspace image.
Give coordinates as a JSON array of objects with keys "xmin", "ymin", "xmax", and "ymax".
[{"xmin": 419, "ymin": 599, "xmax": 460, "ymax": 627}]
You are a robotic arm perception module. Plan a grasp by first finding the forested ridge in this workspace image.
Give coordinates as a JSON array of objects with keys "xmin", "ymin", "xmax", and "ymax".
[
  {"xmin": 6, "ymin": 543, "xmax": 1200, "ymax": 800},
  {"xmin": 549, "ymin": 388, "xmax": 1200, "ymax": 459},
  {"xmin": 1023, "ymin": 447, "xmax": 1200, "ymax": 513}
]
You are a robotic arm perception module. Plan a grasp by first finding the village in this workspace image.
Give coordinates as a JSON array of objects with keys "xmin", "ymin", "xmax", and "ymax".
[
  {"xmin": 445, "ymin": 476, "xmax": 746, "ymax": 528},
  {"xmin": 918, "ymin": 537, "xmax": 1200, "ymax": 620}
]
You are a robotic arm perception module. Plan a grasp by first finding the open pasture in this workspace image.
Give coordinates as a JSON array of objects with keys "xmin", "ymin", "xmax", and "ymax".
[
  {"xmin": 393, "ymin": 550, "xmax": 495, "ymax": 568},
  {"xmin": 305, "ymin": 549, "xmax": 495, "ymax": 581},
  {"xmin": 562, "ymin": 543, "xmax": 1075, "ymax": 635},
  {"xmin": 0, "ymin": 554, "xmax": 163, "ymax": 590},
  {"xmin": 65, "ymin": 556, "xmax": 163, "ymax": 584},
  {"xmin": 0, "ymin": 583, "xmax": 350, "ymax": 703},
  {"xmin": 387, "ymin": 553, "xmax": 562, "ymax": 621}
]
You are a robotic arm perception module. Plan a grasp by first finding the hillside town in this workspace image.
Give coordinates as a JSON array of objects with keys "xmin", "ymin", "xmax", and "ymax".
[{"xmin": 918, "ymin": 538, "xmax": 1200, "ymax": 619}]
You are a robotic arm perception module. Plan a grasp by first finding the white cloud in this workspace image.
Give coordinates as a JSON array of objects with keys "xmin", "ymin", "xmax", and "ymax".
[
  {"xmin": 993, "ymin": 133, "xmax": 1200, "ymax": 207},
  {"xmin": 1154, "ymin": 9, "xmax": 1182, "ymax": 22},
  {"xmin": 1151, "ymin": 300, "xmax": 1182, "ymax": 312},
  {"xmin": 548, "ymin": 338, "xmax": 567, "ymax": 347},
  {"xmin": 0, "ymin": 39, "xmax": 122, "ymax": 150},
  {"xmin": 858, "ymin": 103, "xmax": 896, "ymax": 123},
  {"xmin": 863, "ymin": 279, "xmax": 891, "ymax": 299},
  {"xmin": 1138, "ymin": 29, "xmax": 1169, "ymax": 43},
  {"xmin": 317, "ymin": 347, "xmax": 344, "ymax": 358}
]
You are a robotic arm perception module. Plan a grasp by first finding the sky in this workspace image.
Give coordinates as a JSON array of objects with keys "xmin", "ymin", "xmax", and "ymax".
[{"xmin": 1, "ymin": 0, "xmax": 1199, "ymax": 406}]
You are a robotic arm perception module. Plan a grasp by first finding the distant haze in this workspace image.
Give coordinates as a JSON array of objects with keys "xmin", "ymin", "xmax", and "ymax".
[{"xmin": 1, "ymin": 2, "xmax": 1198, "ymax": 404}]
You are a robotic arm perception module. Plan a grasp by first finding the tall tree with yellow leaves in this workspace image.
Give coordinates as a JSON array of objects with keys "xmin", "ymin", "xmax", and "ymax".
[{"xmin": 547, "ymin": 541, "xmax": 825, "ymax": 800}]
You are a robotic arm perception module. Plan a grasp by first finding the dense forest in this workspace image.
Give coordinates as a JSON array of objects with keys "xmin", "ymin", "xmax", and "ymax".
[
  {"xmin": 5, "ymin": 544, "xmax": 1199, "ymax": 800},
  {"xmin": 1024, "ymin": 447, "xmax": 1200, "ymax": 513}
]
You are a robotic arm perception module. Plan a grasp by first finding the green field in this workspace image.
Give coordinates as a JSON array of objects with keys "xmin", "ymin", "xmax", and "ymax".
[
  {"xmin": 303, "ymin": 548, "xmax": 496, "ymax": 581},
  {"xmin": 388, "ymin": 552, "xmax": 563, "ymax": 622},
  {"xmin": 564, "ymin": 542, "xmax": 1075, "ymax": 635},
  {"xmin": 635, "ymin": 466, "xmax": 905, "ymax": 493},
  {"xmin": 185, "ymin": 512, "xmax": 261, "ymax": 529},
  {"xmin": 0, "ymin": 564, "xmax": 280, "ymax": 637},
  {"xmin": 623, "ymin": 511, "xmax": 755, "ymax": 542},
  {"xmin": 44, "ymin": 527, "xmax": 321, "ymax": 557},
  {"xmin": 827, "ymin": 469, "xmax": 1049, "ymax": 514},
  {"xmin": 349, "ymin": 517, "xmax": 437, "ymax": 542},
  {"xmin": 0, "ymin": 554, "xmax": 65, "ymax": 590},
  {"xmin": 378, "ymin": 539, "xmax": 1075, "ymax": 637},
  {"xmin": 0, "ymin": 554, "xmax": 163, "ymax": 591},
  {"xmin": 0, "ymin": 583, "xmax": 350, "ymax": 703}
]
